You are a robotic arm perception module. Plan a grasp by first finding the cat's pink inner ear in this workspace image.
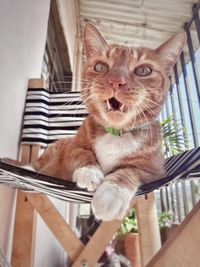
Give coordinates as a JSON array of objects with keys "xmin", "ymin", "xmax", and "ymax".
[
  {"xmin": 83, "ymin": 23, "xmax": 108, "ymax": 59},
  {"xmin": 155, "ymin": 32, "xmax": 187, "ymax": 76}
]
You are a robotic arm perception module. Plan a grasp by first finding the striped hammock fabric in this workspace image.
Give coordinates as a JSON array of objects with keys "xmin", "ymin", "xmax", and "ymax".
[
  {"xmin": 0, "ymin": 87, "xmax": 200, "ymax": 203},
  {"xmin": 0, "ymin": 147, "xmax": 200, "ymax": 203}
]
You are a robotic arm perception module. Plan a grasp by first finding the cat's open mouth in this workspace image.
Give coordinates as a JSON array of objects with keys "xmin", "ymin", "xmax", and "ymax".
[{"xmin": 105, "ymin": 97, "xmax": 127, "ymax": 113}]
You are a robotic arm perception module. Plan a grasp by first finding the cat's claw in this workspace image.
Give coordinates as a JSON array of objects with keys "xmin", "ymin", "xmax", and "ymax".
[
  {"xmin": 92, "ymin": 181, "xmax": 134, "ymax": 221},
  {"xmin": 73, "ymin": 165, "xmax": 104, "ymax": 191}
]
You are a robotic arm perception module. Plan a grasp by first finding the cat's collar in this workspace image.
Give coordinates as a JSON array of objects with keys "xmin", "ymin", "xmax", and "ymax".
[{"xmin": 105, "ymin": 124, "xmax": 147, "ymax": 136}]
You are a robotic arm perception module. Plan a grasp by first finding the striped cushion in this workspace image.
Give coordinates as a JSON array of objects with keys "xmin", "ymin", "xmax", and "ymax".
[{"xmin": 22, "ymin": 88, "xmax": 88, "ymax": 147}]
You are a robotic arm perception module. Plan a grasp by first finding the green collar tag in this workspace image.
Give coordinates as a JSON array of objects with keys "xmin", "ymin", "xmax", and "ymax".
[
  {"xmin": 105, "ymin": 127, "xmax": 121, "ymax": 136},
  {"xmin": 105, "ymin": 124, "xmax": 147, "ymax": 136}
]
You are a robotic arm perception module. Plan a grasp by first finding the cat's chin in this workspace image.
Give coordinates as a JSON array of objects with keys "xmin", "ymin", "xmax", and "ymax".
[
  {"xmin": 103, "ymin": 111, "xmax": 131, "ymax": 129},
  {"xmin": 106, "ymin": 110, "xmax": 127, "ymax": 118}
]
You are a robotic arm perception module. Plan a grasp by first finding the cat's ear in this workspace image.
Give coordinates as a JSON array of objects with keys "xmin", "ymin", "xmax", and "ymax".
[
  {"xmin": 155, "ymin": 32, "xmax": 187, "ymax": 76},
  {"xmin": 83, "ymin": 23, "xmax": 108, "ymax": 58}
]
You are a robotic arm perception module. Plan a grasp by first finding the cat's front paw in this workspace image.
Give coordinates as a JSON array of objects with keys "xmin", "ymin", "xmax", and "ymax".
[
  {"xmin": 73, "ymin": 165, "xmax": 104, "ymax": 191},
  {"xmin": 92, "ymin": 181, "xmax": 134, "ymax": 221}
]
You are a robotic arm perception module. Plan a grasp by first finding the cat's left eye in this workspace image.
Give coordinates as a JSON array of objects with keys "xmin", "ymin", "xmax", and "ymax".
[
  {"xmin": 134, "ymin": 65, "xmax": 152, "ymax": 77},
  {"xmin": 94, "ymin": 62, "xmax": 109, "ymax": 73}
]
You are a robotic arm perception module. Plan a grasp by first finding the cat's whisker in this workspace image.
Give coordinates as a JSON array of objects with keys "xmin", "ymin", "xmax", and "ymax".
[
  {"xmin": 138, "ymin": 104, "xmax": 153, "ymax": 147},
  {"xmin": 81, "ymin": 90, "xmax": 96, "ymax": 104},
  {"xmin": 130, "ymin": 114, "xmax": 137, "ymax": 130},
  {"xmin": 143, "ymin": 104, "xmax": 153, "ymax": 146},
  {"xmin": 82, "ymin": 96, "xmax": 94, "ymax": 106},
  {"xmin": 142, "ymin": 103, "xmax": 160, "ymax": 142},
  {"xmin": 147, "ymin": 91, "xmax": 166, "ymax": 96},
  {"xmin": 129, "ymin": 105, "xmax": 145, "ymax": 137},
  {"xmin": 81, "ymin": 92, "xmax": 91, "ymax": 98},
  {"xmin": 141, "ymin": 102, "xmax": 160, "ymax": 143},
  {"xmin": 136, "ymin": 108, "xmax": 146, "ymax": 139},
  {"xmin": 73, "ymin": 77, "xmax": 92, "ymax": 82},
  {"xmin": 82, "ymin": 98, "xmax": 96, "ymax": 111},
  {"xmin": 56, "ymin": 92, "xmax": 92, "ymax": 113},
  {"xmin": 54, "ymin": 102, "xmax": 85, "ymax": 118},
  {"xmin": 142, "ymin": 96, "xmax": 162, "ymax": 107},
  {"xmin": 133, "ymin": 87, "xmax": 162, "ymax": 103}
]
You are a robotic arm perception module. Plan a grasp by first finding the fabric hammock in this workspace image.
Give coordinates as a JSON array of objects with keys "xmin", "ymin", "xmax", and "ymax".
[{"xmin": 0, "ymin": 87, "xmax": 200, "ymax": 203}]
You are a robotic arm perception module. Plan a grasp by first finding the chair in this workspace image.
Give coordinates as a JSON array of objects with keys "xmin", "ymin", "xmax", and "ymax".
[{"xmin": 0, "ymin": 78, "xmax": 200, "ymax": 267}]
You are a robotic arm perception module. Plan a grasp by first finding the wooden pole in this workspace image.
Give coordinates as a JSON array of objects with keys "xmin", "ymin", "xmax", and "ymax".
[
  {"xmin": 11, "ymin": 191, "xmax": 36, "ymax": 267},
  {"xmin": 72, "ymin": 199, "xmax": 136, "ymax": 267},
  {"xmin": 71, "ymin": 220, "xmax": 122, "ymax": 267},
  {"xmin": 11, "ymin": 144, "xmax": 36, "ymax": 267},
  {"xmin": 135, "ymin": 193, "xmax": 161, "ymax": 267}
]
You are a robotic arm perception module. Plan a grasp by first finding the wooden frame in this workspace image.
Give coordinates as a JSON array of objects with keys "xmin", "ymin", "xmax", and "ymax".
[{"xmin": 147, "ymin": 200, "xmax": 200, "ymax": 267}]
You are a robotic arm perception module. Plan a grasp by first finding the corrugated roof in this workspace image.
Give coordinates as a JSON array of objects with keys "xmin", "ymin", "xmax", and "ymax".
[{"xmin": 78, "ymin": 0, "xmax": 199, "ymax": 54}]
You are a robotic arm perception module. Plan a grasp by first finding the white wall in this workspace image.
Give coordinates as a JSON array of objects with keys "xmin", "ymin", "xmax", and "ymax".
[
  {"xmin": 0, "ymin": 0, "xmax": 50, "ymax": 158},
  {"xmin": 0, "ymin": 1, "xmax": 80, "ymax": 266},
  {"xmin": 0, "ymin": 0, "xmax": 51, "ymax": 262}
]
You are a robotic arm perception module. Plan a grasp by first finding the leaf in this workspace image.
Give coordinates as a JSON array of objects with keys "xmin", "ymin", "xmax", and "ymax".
[
  {"xmin": 161, "ymin": 114, "xmax": 186, "ymax": 157},
  {"xmin": 118, "ymin": 208, "xmax": 138, "ymax": 235}
]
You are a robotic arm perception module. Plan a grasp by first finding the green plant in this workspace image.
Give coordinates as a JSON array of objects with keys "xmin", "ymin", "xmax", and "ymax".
[
  {"xmin": 158, "ymin": 211, "xmax": 173, "ymax": 229},
  {"xmin": 161, "ymin": 115, "xmax": 187, "ymax": 157},
  {"xmin": 118, "ymin": 208, "xmax": 137, "ymax": 237}
]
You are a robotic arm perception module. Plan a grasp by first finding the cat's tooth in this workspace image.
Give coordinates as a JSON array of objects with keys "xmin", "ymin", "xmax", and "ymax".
[
  {"xmin": 120, "ymin": 104, "xmax": 125, "ymax": 112},
  {"xmin": 106, "ymin": 100, "xmax": 112, "ymax": 111},
  {"xmin": 120, "ymin": 104, "xmax": 127, "ymax": 113}
]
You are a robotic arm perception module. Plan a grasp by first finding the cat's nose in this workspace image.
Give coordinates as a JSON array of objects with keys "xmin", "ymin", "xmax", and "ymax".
[{"xmin": 108, "ymin": 78, "xmax": 127, "ymax": 90}]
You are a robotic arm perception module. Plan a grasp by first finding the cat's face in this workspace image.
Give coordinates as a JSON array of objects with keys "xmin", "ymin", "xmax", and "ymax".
[{"xmin": 82, "ymin": 24, "xmax": 186, "ymax": 129}]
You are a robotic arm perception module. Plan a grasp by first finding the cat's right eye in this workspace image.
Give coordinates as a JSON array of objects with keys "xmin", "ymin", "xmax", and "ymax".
[
  {"xmin": 94, "ymin": 62, "xmax": 109, "ymax": 73},
  {"xmin": 134, "ymin": 65, "xmax": 152, "ymax": 77}
]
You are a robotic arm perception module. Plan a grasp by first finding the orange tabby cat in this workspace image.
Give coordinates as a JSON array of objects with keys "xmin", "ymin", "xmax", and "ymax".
[{"xmin": 33, "ymin": 23, "xmax": 186, "ymax": 221}]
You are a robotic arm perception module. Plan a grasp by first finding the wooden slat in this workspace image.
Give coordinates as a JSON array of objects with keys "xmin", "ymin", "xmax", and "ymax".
[
  {"xmin": 30, "ymin": 145, "xmax": 41, "ymax": 164},
  {"xmin": 12, "ymin": 144, "xmax": 36, "ymax": 267},
  {"xmin": 26, "ymin": 193, "xmax": 84, "ymax": 263},
  {"xmin": 135, "ymin": 193, "xmax": 161, "ymax": 267},
  {"xmin": 28, "ymin": 78, "xmax": 46, "ymax": 89},
  {"xmin": 71, "ymin": 199, "xmax": 136, "ymax": 267},
  {"xmin": 20, "ymin": 145, "xmax": 31, "ymax": 164},
  {"xmin": 11, "ymin": 191, "xmax": 36, "ymax": 267},
  {"xmin": 146, "ymin": 200, "xmax": 200, "ymax": 267},
  {"xmin": 71, "ymin": 219, "xmax": 122, "ymax": 267}
]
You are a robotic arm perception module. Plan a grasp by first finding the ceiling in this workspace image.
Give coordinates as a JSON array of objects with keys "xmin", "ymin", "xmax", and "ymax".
[{"xmin": 77, "ymin": 0, "xmax": 199, "ymax": 55}]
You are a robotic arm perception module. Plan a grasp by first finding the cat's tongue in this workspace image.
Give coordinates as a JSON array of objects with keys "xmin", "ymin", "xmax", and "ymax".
[{"xmin": 106, "ymin": 97, "xmax": 126, "ymax": 112}]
